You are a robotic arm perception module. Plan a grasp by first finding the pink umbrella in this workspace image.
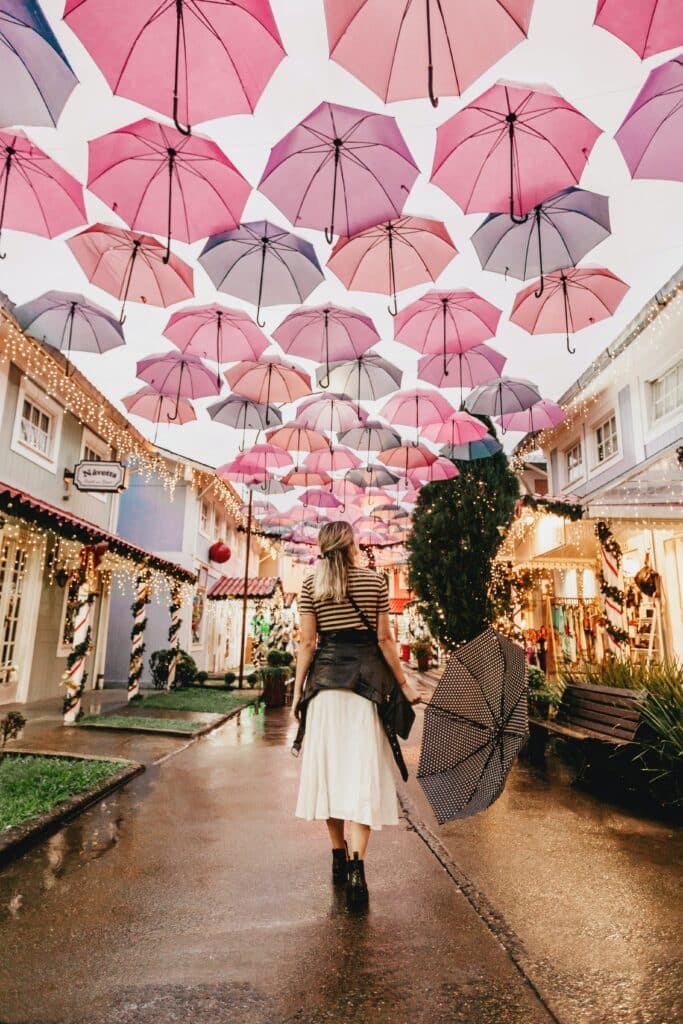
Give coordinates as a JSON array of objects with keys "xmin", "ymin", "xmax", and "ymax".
[
  {"xmin": 418, "ymin": 343, "xmax": 507, "ymax": 404},
  {"xmin": 67, "ymin": 223, "xmax": 193, "ymax": 323},
  {"xmin": 259, "ymin": 101, "xmax": 418, "ymax": 241},
  {"xmin": 87, "ymin": 118, "xmax": 251, "ymax": 261},
  {"xmin": 216, "ymin": 459, "xmax": 270, "ymax": 486},
  {"xmin": 615, "ymin": 55, "xmax": 683, "ymax": 183},
  {"xmin": 304, "ymin": 446, "xmax": 362, "ymax": 474},
  {"xmin": 400, "ymin": 487, "xmax": 421, "ymax": 504},
  {"xmin": 164, "ymin": 304, "xmax": 268, "ymax": 386},
  {"xmin": 510, "ymin": 267, "xmax": 629, "ymax": 353},
  {"xmin": 266, "ymin": 422, "xmax": 330, "ymax": 453},
  {"xmin": 225, "ymin": 354, "xmax": 311, "ymax": 424},
  {"xmin": 409, "ymin": 457, "xmax": 460, "ymax": 485},
  {"xmin": 299, "ymin": 489, "xmax": 342, "ymax": 509},
  {"xmin": 431, "ymin": 81, "xmax": 602, "ymax": 220},
  {"xmin": 422, "ymin": 411, "xmax": 490, "ymax": 446},
  {"xmin": 394, "ymin": 289, "xmax": 502, "ymax": 375},
  {"xmin": 324, "ymin": 0, "xmax": 533, "ymax": 106},
  {"xmin": 498, "ymin": 398, "xmax": 566, "ymax": 433},
  {"xmin": 64, "ymin": 0, "xmax": 285, "ymax": 133},
  {"xmin": 281, "ymin": 468, "xmax": 332, "ymax": 488},
  {"xmin": 594, "ymin": 1, "xmax": 683, "ymax": 59},
  {"xmin": 327, "ymin": 216, "xmax": 458, "ymax": 316},
  {"xmin": 330, "ymin": 477, "xmax": 362, "ymax": 500},
  {"xmin": 0, "ymin": 130, "xmax": 86, "ymax": 255},
  {"xmin": 233, "ymin": 442, "xmax": 293, "ymax": 473},
  {"xmin": 378, "ymin": 443, "xmax": 437, "ymax": 477},
  {"xmin": 136, "ymin": 350, "xmax": 220, "ymax": 419},
  {"xmin": 296, "ymin": 393, "xmax": 366, "ymax": 432},
  {"xmin": 273, "ymin": 303, "xmax": 378, "ymax": 387},
  {"xmin": 381, "ymin": 389, "xmax": 455, "ymax": 432},
  {"xmin": 122, "ymin": 385, "xmax": 196, "ymax": 433}
]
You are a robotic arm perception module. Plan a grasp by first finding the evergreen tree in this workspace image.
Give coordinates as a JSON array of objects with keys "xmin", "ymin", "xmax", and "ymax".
[{"xmin": 407, "ymin": 418, "xmax": 519, "ymax": 648}]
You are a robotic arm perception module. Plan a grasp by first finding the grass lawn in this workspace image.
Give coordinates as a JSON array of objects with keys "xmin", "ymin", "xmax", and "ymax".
[
  {"xmin": 0, "ymin": 755, "xmax": 123, "ymax": 832},
  {"xmin": 79, "ymin": 714, "xmax": 204, "ymax": 732},
  {"xmin": 141, "ymin": 688, "xmax": 257, "ymax": 714}
]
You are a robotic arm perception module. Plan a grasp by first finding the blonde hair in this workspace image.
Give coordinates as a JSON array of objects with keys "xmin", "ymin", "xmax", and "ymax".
[{"xmin": 313, "ymin": 521, "xmax": 358, "ymax": 602}]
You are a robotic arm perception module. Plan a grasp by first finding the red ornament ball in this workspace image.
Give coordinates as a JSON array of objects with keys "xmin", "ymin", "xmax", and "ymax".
[{"xmin": 209, "ymin": 541, "xmax": 231, "ymax": 564}]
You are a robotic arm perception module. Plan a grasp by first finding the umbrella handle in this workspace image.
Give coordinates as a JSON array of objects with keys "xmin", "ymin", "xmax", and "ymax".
[
  {"xmin": 172, "ymin": 0, "xmax": 192, "ymax": 135},
  {"xmin": 0, "ymin": 149, "xmax": 13, "ymax": 259},
  {"xmin": 426, "ymin": 0, "xmax": 439, "ymax": 107},
  {"xmin": 167, "ymin": 362, "xmax": 184, "ymax": 422},
  {"xmin": 387, "ymin": 224, "xmax": 398, "ymax": 316},
  {"xmin": 256, "ymin": 239, "xmax": 268, "ymax": 328},
  {"xmin": 533, "ymin": 207, "xmax": 544, "ymax": 298},
  {"xmin": 387, "ymin": 293, "xmax": 399, "ymax": 317},
  {"xmin": 324, "ymin": 226, "xmax": 335, "ymax": 244}
]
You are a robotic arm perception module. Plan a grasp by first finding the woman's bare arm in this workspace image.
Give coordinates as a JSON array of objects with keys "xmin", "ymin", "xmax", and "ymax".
[
  {"xmin": 376, "ymin": 610, "xmax": 421, "ymax": 704},
  {"xmin": 291, "ymin": 612, "xmax": 318, "ymax": 717}
]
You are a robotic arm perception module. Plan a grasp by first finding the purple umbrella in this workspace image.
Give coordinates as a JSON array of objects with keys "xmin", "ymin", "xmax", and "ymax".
[
  {"xmin": 296, "ymin": 392, "xmax": 366, "ymax": 433},
  {"xmin": 199, "ymin": 220, "xmax": 324, "ymax": 327},
  {"xmin": 319, "ymin": 350, "xmax": 402, "ymax": 404},
  {"xmin": 258, "ymin": 101, "xmax": 418, "ymax": 242},
  {"xmin": 272, "ymin": 303, "xmax": 378, "ymax": 387},
  {"xmin": 418, "ymin": 343, "xmax": 507, "ymax": 404},
  {"xmin": 1, "ymin": 0, "xmax": 78, "ymax": 128},
  {"xmin": 616, "ymin": 54, "xmax": 683, "ymax": 182},
  {"xmin": 465, "ymin": 377, "xmax": 541, "ymax": 420},
  {"xmin": 164, "ymin": 304, "xmax": 268, "ymax": 387},
  {"xmin": 299, "ymin": 488, "xmax": 342, "ymax": 510},
  {"xmin": 137, "ymin": 351, "xmax": 220, "ymax": 421},
  {"xmin": 472, "ymin": 187, "xmax": 611, "ymax": 296},
  {"xmin": 14, "ymin": 290, "xmax": 124, "ymax": 373}
]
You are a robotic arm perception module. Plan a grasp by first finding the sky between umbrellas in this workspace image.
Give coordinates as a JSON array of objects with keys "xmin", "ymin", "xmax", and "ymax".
[{"xmin": 1, "ymin": 0, "xmax": 682, "ymax": 542}]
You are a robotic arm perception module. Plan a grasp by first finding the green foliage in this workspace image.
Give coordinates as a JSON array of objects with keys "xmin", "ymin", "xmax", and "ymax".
[
  {"xmin": 80, "ymin": 714, "xmax": 203, "ymax": 732},
  {"xmin": 224, "ymin": 671, "xmax": 237, "ymax": 687},
  {"xmin": 408, "ymin": 418, "xmax": 520, "ymax": 648},
  {"xmin": 520, "ymin": 494, "xmax": 583, "ymax": 520},
  {"xmin": 266, "ymin": 648, "xmax": 294, "ymax": 668},
  {"xmin": 0, "ymin": 755, "xmax": 121, "ymax": 831},
  {"xmin": 526, "ymin": 666, "xmax": 563, "ymax": 719},
  {"xmin": 142, "ymin": 688, "xmax": 254, "ymax": 714},
  {"xmin": 1, "ymin": 711, "xmax": 26, "ymax": 748},
  {"xmin": 149, "ymin": 648, "xmax": 198, "ymax": 689},
  {"xmin": 196, "ymin": 671, "xmax": 209, "ymax": 686}
]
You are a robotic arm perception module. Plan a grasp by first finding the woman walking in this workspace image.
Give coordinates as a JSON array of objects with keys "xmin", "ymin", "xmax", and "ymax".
[{"xmin": 292, "ymin": 521, "xmax": 421, "ymax": 910}]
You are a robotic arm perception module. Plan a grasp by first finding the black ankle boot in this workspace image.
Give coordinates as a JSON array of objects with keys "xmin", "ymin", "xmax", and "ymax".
[
  {"xmin": 332, "ymin": 844, "xmax": 348, "ymax": 886},
  {"xmin": 345, "ymin": 852, "xmax": 369, "ymax": 911}
]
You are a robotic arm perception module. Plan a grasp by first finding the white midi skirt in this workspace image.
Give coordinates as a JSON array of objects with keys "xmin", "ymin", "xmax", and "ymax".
[{"xmin": 295, "ymin": 689, "xmax": 399, "ymax": 830}]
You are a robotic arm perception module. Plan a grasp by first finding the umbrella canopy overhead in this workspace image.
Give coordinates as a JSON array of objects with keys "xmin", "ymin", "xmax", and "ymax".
[
  {"xmin": 498, "ymin": 398, "xmax": 565, "ymax": 432},
  {"xmin": 594, "ymin": 0, "xmax": 683, "ymax": 59},
  {"xmin": 136, "ymin": 350, "xmax": 220, "ymax": 420},
  {"xmin": 417, "ymin": 628, "xmax": 528, "ymax": 822},
  {"xmin": 378, "ymin": 442, "xmax": 437, "ymax": 476},
  {"xmin": 324, "ymin": 0, "xmax": 533, "ymax": 106},
  {"xmin": 207, "ymin": 395, "xmax": 282, "ymax": 446},
  {"xmin": 234, "ymin": 442, "xmax": 293, "ymax": 472},
  {"xmin": 472, "ymin": 187, "xmax": 611, "ymax": 295},
  {"xmin": 273, "ymin": 303, "xmax": 378, "ymax": 386},
  {"xmin": 0, "ymin": 0, "xmax": 78, "ymax": 128},
  {"xmin": 164, "ymin": 304, "xmax": 268, "ymax": 379},
  {"xmin": 304, "ymin": 446, "xmax": 362, "ymax": 474},
  {"xmin": 346, "ymin": 464, "xmax": 398, "ymax": 488},
  {"xmin": 64, "ymin": 0, "xmax": 285, "ymax": 132},
  {"xmin": 337, "ymin": 421, "xmax": 403, "ymax": 463},
  {"xmin": 14, "ymin": 290, "xmax": 125, "ymax": 364},
  {"xmin": 266, "ymin": 422, "xmax": 330, "ymax": 453},
  {"xmin": 258, "ymin": 100, "xmax": 418, "ymax": 240},
  {"xmin": 0, "ymin": 130, "xmax": 86, "ymax": 254},
  {"xmin": 615, "ymin": 55, "xmax": 683, "ymax": 183},
  {"xmin": 87, "ymin": 118, "xmax": 251, "ymax": 261},
  {"xmin": 199, "ymin": 221, "xmax": 324, "ymax": 327},
  {"xmin": 418, "ymin": 344, "xmax": 506, "ymax": 396},
  {"xmin": 442, "ymin": 436, "xmax": 503, "ymax": 460},
  {"xmin": 318, "ymin": 351, "xmax": 403, "ymax": 402},
  {"xmin": 432, "ymin": 80, "xmax": 602, "ymax": 219},
  {"xmin": 422, "ymin": 411, "xmax": 490, "ymax": 446},
  {"xmin": 225, "ymin": 354, "xmax": 311, "ymax": 416},
  {"xmin": 380, "ymin": 388, "xmax": 455, "ymax": 428},
  {"xmin": 296, "ymin": 392, "xmax": 366, "ymax": 433},
  {"xmin": 409, "ymin": 456, "xmax": 460, "ymax": 485},
  {"xmin": 122, "ymin": 385, "xmax": 196, "ymax": 426},
  {"xmin": 67, "ymin": 222, "xmax": 194, "ymax": 322},
  {"xmin": 465, "ymin": 376, "xmax": 541, "ymax": 417},
  {"xmin": 327, "ymin": 216, "xmax": 458, "ymax": 316},
  {"xmin": 510, "ymin": 267, "xmax": 629, "ymax": 353},
  {"xmin": 394, "ymin": 289, "xmax": 502, "ymax": 375}
]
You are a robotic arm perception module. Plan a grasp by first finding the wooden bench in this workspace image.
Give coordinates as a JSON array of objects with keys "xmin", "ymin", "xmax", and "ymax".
[{"xmin": 529, "ymin": 683, "xmax": 646, "ymax": 775}]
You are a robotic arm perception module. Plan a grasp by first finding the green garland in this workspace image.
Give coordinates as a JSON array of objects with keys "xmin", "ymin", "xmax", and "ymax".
[
  {"xmin": 520, "ymin": 494, "xmax": 584, "ymax": 521},
  {"xmin": 62, "ymin": 593, "xmax": 95, "ymax": 717},
  {"xmin": 128, "ymin": 578, "xmax": 151, "ymax": 694},
  {"xmin": 168, "ymin": 585, "xmax": 182, "ymax": 646},
  {"xmin": 595, "ymin": 521, "xmax": 629, "ymax": 645}
]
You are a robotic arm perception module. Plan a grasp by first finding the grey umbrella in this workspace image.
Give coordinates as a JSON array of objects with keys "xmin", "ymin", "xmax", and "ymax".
[
  {"xmin": 418, "ymin": 628, "xmax": 528, "ymax": 823},
  {"xmin": 14, "ymin": 290, "xmax": 124, "ymax": 373},
  {"xmin": 337, "ymin": 420, "xmax": 402, "ymax": 467},
  {"xmin": 319, "ymin": 351, "xmax": 402, "ymax": 403},
  {"xmin": 465, "ymin": 377, "xmax": 541, "ymax": 418},
  {"xmin": 346, "ymin": 464, "xmax": 399, "ymax": 488},
  {"xmin": 472, "ymin": 187, "xmax": 611, "ymax": 296},
  {"xmin": 440, "ymin": 437, "xmax": 503, "ymax": 460},
  {"xmin": 207, "ymin": 395, "xmax": 282, "ymax": 451}
]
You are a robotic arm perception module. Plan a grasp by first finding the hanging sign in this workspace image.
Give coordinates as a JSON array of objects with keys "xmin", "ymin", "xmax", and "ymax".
[{"xmin": 72, "ymin": 461, "xmax": 129, "ymax": 493}]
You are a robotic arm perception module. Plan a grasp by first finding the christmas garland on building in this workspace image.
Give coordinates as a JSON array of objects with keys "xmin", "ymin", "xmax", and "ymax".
[
  {"xmin": 166, "ymin": 582, "xmax": 183, "ymax": 690},
  {"xmin": 520, "ymin": 494, "xmax": 584, "ymax": 521},
  {"xmin": 596, "ymin": 521, "xmax": 629, "ymax": 646},
  {"xmin": 128, "ymin": 572, "xmax": 151, "ymax": 697},
  {"xmin": 62, "ymin": 590, "xmax": 95, "ymax": 719}
]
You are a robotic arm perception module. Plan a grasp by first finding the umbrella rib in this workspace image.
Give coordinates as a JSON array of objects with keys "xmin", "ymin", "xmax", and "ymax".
[
  {"xmin": 0, "ymin": 28, "xmax": 58, "ymax": 124},
  {"xmin": 627, "ymin": 94, "xmax": 683, "ymax": 175},
  {"xmin": 112, "ymin": 0, "xmax": 170, "ymax": 95},
  {"xmin": 185, "ymin": 1, "xmax": 257, "ymax": 113}
]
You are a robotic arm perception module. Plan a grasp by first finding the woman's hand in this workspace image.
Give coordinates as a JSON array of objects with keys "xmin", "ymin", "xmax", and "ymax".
[
  {"xmin": 291, "ymin": 696, "xmax": 302, "ymax": 721},
  {"xmin": 400, "ymin": 679, "xmax": 422, "ymax": 705}
]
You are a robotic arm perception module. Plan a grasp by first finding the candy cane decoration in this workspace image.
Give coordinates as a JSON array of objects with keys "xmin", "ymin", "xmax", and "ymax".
[
  {"xmin": 128, "ymin": 572, "xmax": 151, "ymax": 700},
  {"xmin": 166, "ymin": 581, "xmax": 182, "ymax": 690},
  {"xmin": 63, "ymin": 581, "xmax": 93, "ymax": 724},
  {"xmin": 596, "ymin": 521, "xmax": 627, "ymax": 654}
]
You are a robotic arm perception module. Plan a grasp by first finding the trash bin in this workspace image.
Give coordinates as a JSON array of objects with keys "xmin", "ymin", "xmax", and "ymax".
[{"xmin": 400, "ymin": 643, "xmax": 410, "ymax": 662}]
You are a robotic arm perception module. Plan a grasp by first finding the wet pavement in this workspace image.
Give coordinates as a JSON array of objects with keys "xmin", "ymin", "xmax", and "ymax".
[{"xmin": 1, "ymin": 685, "xmax": 681, "ymax": 1024}]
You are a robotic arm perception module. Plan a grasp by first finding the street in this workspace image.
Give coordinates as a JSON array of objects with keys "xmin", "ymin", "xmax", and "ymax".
[{"xmin": 1, "ymin": 695, "xmax": 681, "ymax": 1024}]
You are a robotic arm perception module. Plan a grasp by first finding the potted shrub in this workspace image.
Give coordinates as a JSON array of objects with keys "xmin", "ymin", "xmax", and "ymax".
[
  {"xmin": 196, "ymin": 670, "xmax": 209, "ymax": 687},
  {"xmin": 149, "ymin": 649, "xmax": 198, "ymax": 690},
  {"xmin": 224, "ymin": 671, "xmax": 237, "ymax": 689},
  {"xmin": 411, "ymin": 640, "xmax": 432, "ymax": 673},
  {"xmin": 527, "ymin": 665, "xmax": 563, "ymax": 720},
  {"xmin": 260, "ymin": 648, "xmax": 294, "ymax": 707}
]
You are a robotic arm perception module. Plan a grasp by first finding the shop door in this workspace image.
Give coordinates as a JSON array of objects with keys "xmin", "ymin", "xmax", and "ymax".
[{"xmin": 0, "ymin": 538, "xmax": 28, "ymax": 686}]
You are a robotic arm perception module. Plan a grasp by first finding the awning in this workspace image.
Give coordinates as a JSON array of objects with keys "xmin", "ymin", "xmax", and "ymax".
[
  {"xmin": 208, "ymin": 576, "xmax": 281, "ymax": 600},
  {"xmin": 390, "ymin": 597, "xmax": 411, "ymax": 614},
  {"xmin": 0, "ymin": 480, "xmax": 195, "ymax": 583}
]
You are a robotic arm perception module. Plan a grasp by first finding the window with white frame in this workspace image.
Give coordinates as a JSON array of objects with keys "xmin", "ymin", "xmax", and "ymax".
[
  {"xmin": 214, "ymin": 512, "xmax": 225, "ymax": 541},
  {"xmin": 651, "ymin": 361, "xmax": 683, "ymax": 422},
  {"xmin": 594, "ymin": 414, "xmax": 618, "ymax": 464},
  {"xmin": 199, "ymin": 498, "xmax": 211, "ymax": 537},
  {"xmin": 11, "ymin": 380, "xmax": 63, "ymax": 472},
  {"xmin": 565, "ymin": 441, "xmax": 583, "ymax": 483}
]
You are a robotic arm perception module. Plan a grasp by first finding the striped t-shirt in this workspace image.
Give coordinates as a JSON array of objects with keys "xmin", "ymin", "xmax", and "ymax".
[{"xmin": 299, "ymin": 566, "xmax": 390, "ymax": 632}]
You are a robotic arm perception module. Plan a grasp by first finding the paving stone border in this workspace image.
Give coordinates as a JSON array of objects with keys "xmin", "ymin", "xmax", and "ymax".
[{"xmin": 0, "ymin": 751, "xmax": 144, "ymax": 868}]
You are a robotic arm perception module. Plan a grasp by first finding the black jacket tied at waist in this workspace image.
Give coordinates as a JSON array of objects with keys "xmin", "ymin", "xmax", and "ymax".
[{"xmin": 291, "ymin": 629, "xmax": 409, "ymax": 781}]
